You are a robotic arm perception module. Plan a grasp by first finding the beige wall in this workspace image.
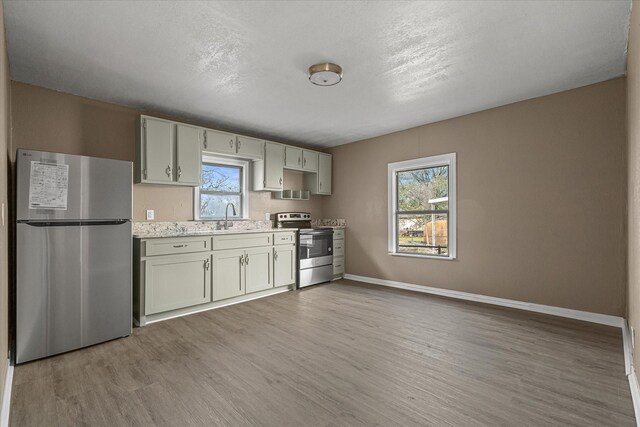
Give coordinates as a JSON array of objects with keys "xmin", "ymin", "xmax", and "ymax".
[
  {"xmin": 0, "ymin": 1, "xmax": 10, "ymax": 403},
  {"xmin": 324, "ymin": 77, "xmax": 627, "ymax": 316},
  {"xmin": 10, "ymin": 82, "xmax": 322, "ymax": 221},
  {"xmin": 628, "ymin": 0, "xmax": 640, "ymax": 375}
]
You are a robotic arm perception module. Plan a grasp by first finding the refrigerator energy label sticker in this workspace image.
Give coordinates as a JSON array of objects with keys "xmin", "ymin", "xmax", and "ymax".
[{"xmin": 28, "ymin": 161, "xmax": 69, "ymax": 210}]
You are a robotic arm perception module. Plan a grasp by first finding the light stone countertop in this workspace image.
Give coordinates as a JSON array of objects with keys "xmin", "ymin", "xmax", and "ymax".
[
  {"xmin": 133, "ymin": 228, "xmax": 296, "ymax": 239},
  {"xmin": 132, "ymin": 219, "xmax": 346, "ymax": 239}
]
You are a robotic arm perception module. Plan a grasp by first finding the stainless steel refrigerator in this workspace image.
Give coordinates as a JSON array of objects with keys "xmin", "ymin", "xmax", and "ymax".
[{"xmin": 15, "ymin": 149, "xmax": 133, "ymax": 364}]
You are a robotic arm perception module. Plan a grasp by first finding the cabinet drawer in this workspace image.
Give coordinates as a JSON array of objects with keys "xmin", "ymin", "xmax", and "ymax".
[
  {"xmin": 333, "ymin": 239, "xmax": 344, "ymax": 255},
  {"xmin": 212, "ymin": 233, "xmax": 272, "ymax": 250},
  {"xmin": 333, "ymin": 257, "xmax": 345, "ymax": 274},
  {"xmin": 274, "ymin": 233, "xmax": 296, "ymax": 245},
  {"xmin": 333, "ymin": 229, "xmax": 344, "ymax": 240},
  {"xmin": 143, "ymin": 237, "xmax": 210, "ymax": 256}
]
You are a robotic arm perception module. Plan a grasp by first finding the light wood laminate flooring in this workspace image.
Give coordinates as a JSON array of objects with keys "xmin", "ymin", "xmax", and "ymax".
[{"xmin": 10, "ymin": 280, "xmax": 635, "ymax": 426}]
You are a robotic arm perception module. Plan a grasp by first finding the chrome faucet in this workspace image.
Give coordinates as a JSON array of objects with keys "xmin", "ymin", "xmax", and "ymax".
[{"xmin": 224, "ymin": 202, "xmax": 237, "ymax": 230}]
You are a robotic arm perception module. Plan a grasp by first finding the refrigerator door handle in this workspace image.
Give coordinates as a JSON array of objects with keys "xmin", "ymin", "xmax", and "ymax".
[{"xmin": 19, "ymin": 220, "xmax": 130, "ymax": 227}]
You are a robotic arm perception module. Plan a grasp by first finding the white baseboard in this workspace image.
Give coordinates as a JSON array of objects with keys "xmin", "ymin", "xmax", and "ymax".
[
  {"xmin": 624, "ymin": 320, "xmax": 633, "ymax": 376},
  {"xmin": 1, "ymin": 359, "xmax": 13, "ymax": 427},
  {"xmin": 629, "ymin": 368, "xmax": 640, "ymax": 426},
  {"xmin": 343, "ymin": 274, "xmax": 625, "ymax": 328}
]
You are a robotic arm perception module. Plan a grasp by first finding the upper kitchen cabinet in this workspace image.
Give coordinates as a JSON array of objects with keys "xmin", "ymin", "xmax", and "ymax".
[
  {"xmin": 175, "ymin": 124, "xmax": 203, "ymax": 185},
  {"xmin": 203, "ymin": 129, "xmax": 264, "ymax": 160},
  {"xmin": 304, "ymin": 152, "xmax": 332, "ymax": 195},
  {"xmin": 203, "ymin": 129, "xmax": 236, "ymax": 155},
  {"xmin": 284, "ymin": 147, "xmax": 317, "ymax": 172},
  {"xmin": 236, "ymin": 135, "xmax": 264, "ymax": 160},
  {"xmin": 302, "ymin": 150, "xmax": 318, "ymax": 172},
  {"xmin": 253, "ymin": 141, "xmax": 284, "ymax": 191},
  {"xmin": 135, "ymin": 115, "xmax": 201, "ymax": 186},
  {"xmin": 284, "ymin": 146, "xmax": 303, "ymax": 170}
]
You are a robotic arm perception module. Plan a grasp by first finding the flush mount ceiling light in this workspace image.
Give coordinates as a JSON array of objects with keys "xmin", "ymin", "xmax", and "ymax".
[{"xmin": 308, "ymin": 63, "xmax": 343, "ymax": 86}]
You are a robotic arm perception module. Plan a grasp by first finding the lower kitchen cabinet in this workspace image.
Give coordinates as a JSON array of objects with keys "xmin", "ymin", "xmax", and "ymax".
[
  {"xmin": 213, "ymin": 246, "xmax": 273, "ymax": 297},
  {"xmin": 212, "ymin": 249, "xmax": 245, "ymax": 301},
  {"xmin": 145, "ymin": 253, "xmax": 211, "ymax": 315},
  {"xmin": 332, "ymin": 228, "xmax": 345, "ymax": 280},
  {"xmin": 134, "ymin": 231, "xmax": 297, "ymax": 325},
  {"xmin": 274, "ymin": 244, "xmax": 296, "ymax": 287},
  {"xmin": 245, "ymin": 246, "xmax": 273, "ymax": 293}
]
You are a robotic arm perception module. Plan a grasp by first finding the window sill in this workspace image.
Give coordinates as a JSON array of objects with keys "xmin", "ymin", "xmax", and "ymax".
[{"xmin": 388, "ymin": 252, "xmax": 456, "ymax": 261}]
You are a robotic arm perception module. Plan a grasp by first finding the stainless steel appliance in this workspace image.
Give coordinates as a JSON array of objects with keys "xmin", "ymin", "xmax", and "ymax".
[
  {"xmin": 274, "ymin": 212, "xmax": 333, "ymax": 288},
  {"xmin": 15, "ymin": 149, "xmax": 133, "ymax": 364}
]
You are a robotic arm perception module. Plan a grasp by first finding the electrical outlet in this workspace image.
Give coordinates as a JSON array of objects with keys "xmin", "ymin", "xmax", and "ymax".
[
  {"xmin": 265, "ymin": 212, "xmax": 271, "ymax": 221},
  {"xmin": 146, "ymin": 209, "xmax": 155, "ymax": 221}
]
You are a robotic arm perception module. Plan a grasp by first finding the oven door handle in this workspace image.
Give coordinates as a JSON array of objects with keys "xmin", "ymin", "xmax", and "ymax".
[{"xmin": 300, "ymin": 231, "xmax": 333, "ymax": 235}]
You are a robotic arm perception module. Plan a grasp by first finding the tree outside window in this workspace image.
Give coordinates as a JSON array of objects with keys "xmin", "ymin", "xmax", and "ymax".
[
  {"xmin": 388, "ymin": 153, "xmax": 456, "ymax": 259},
  {"xmin": 200, "ymin": 163, "xmax": 243, "ymax": 219}
]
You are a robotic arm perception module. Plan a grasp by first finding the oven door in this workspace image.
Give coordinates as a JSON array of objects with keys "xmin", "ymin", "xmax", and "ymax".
[{"xmin": 299, "ymin": 230, "xmax": 333, "ymax": 269}]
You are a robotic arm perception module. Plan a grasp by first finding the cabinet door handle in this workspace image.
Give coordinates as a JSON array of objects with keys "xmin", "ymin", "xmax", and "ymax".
[
  {"xmin": 279, "ymin": 177, "xmax": 282, "ymax": 186},
  {"xmin": 237, "ymin": 140, "xmax": 242, "ymax": 150},
  {"xmin": 229, "ymin": 139, "xmax": 234, "ymax": 148},
  {"xmin": 319, "ymin": 181, "xmax": 322, "ymax": 189},
  {"xmin": 274, "ymin": 249, "xmax": 278, "ymax": 261},
  {"xmin": 166, "ymin": 165, "xmax": 172, "ymax": 177},
  {"xmin": 239, "ymin": 254, "xmax": 244, "ymax": 266},
  {"xmin": 203, "ymin": 131, "xmax": 208, "ymax": 149},
  {"xmin": 177, "ymin": 166, "xmax": 182, "ymax": 179},
  {"xmin": 298, "ymin": 157, "xmax": 301, "ymax": 165},
  {"xmin": 173, "ymin": 244, "xmax": 185, "ymax": 248},
  {"xmin": 245, "ymin": 254, "xmax": 249, "ymax": 265},
  {"xmin": 303, "ymin": 157, "xmax": 306, "ymax": 166},
  {"xmin": 204, "ymin": 259, "xmax": 210, "ymax": 270}
]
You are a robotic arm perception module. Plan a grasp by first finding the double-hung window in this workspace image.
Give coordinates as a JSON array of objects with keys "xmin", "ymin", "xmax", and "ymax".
[
  {"xmin": 195, "ymin": 156, "xmax": 249, "ymax": 220},
  {"xmin": 388, "ymin": 153, "xmax": 456, "ymax": 259}
]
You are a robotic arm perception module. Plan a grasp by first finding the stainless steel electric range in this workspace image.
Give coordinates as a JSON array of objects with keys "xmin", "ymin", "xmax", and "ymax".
[{"xmin": 274, "ymin": 212, "xmax": 333, "ymax": 288}]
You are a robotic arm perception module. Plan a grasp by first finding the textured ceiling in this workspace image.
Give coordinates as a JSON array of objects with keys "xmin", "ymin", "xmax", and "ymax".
[{"xmin": 3, "ymin": 1, "xmax": 631, "ymax": 148}]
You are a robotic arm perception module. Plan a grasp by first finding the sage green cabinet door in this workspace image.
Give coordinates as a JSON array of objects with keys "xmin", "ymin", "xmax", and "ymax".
[
  {"xmin": 273, "ymin": 244, "xmax": 296, "ymax": 287},
  {"xmin": 264, "ymin": 141, "xmax": 284, "ymax": 190},
  {"xmin": 302, "ymin": 150, "xmax": 318, "ymax": 172},
  {"xmin": 176, "ymin": 124, "xmax": 202, "ymax": 186},
  {"xmin": 212, "ymin": 249, "xmax": 245, "ymax": 301},
  {"xmin": 145, "ymin": 253, "xmax": 211, "ymax": 315},
  {"xmin": 245, "ymin": 247, "xmax": 272, "ymax": 293},
  {"xmin": 285, "ymin": 146, "xmax": 303, "ymax": 170},
  {"xmin": 204, "ymin": 129, "xmax": 237, "ymax": 155},
  {"xmin": 236, "ymin": 136, "xmax": 264, "ymax": 160},
  {"xmin": 318, "ymin": 153, "xmax": 332, "ymax": 195},
  {"xmin": 143, "ymin": 117, "xmax": 174, "ymax": 183}
]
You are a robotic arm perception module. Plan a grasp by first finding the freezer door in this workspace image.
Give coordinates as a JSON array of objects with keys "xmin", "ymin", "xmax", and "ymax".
[
  {"xmin": 16, "ymin": 221, "xmax": 132, "ymax": 364},
  {"xmin": 16, "ymin": 149, "xmax": 132, "ymax": 221}
]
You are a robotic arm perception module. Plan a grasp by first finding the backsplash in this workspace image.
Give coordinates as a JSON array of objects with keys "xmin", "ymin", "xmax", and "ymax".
[
  {"xmin": 133, "ymin": 220, "xmax": 273, "ymax": 236},
  {"xmin": 311, "ymin": 218, "xmax": 346, "ymax": 227}
]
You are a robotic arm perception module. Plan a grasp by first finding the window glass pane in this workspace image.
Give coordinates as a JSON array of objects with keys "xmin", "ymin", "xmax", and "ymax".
[
  {"xmin": 201, "ymin": 164, "xmax": 241, "ymax": 193},
  {"xmin": 397, "ymin": 166, "xmax": 448, "ymax": 211},
  {"xmin": 397, "ymin": 213, "xmax": 448, "ymax": 256},
  {"xmin": 200, "ymin": 194, "xmax": 241, "ymax": 219}
]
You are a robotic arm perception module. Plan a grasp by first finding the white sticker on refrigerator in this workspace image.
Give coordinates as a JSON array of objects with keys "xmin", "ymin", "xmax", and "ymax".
[{"xmin": 28, "ymin": 161, "xmax": 69, "ymax": 210}]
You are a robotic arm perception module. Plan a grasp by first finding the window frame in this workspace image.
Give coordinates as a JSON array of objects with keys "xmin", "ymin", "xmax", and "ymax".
[
  {"xmin": 194, "ymin": 155, "xmax": 250, "ymax": 220},
  {"xmin": 388, "ymin": 153, "xmax": 457, "ymax": 260}
]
